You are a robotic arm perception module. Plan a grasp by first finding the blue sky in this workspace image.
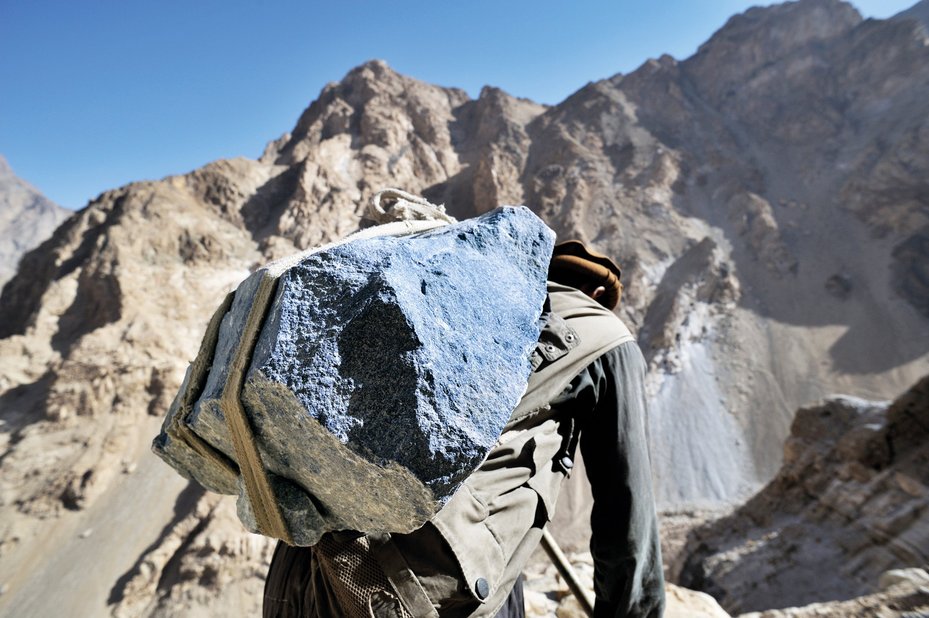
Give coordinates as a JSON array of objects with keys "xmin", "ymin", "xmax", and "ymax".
[{"xmin": 0, "ymin": 0, "xmax": 916, "ymax": 210}]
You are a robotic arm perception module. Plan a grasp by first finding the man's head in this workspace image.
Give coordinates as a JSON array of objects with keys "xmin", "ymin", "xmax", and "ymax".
[{"xmin": 548, "ymin": 240, "xmax": 623, "ymax": 310}]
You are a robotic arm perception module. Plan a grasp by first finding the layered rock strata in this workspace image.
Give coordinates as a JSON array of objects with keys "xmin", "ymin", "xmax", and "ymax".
[{"xmin": 675, "ymin": 375, "xmax": 929, "ymax": 614}]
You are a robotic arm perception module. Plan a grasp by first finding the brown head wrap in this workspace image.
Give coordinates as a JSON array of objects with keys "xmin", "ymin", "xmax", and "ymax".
[{"xmin": 548, "ymin": 240, "xmax": 623, "ymax": 310}]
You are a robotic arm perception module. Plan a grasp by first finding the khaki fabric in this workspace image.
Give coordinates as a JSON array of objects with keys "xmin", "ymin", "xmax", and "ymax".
[{"xmin": 508, "ymin": 282, "xmax": 633, "ymax": 426}]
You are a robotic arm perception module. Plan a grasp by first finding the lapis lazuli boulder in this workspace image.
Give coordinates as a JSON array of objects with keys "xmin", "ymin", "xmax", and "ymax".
[{"xmin": 155, "ymin": 206, "xmax": 554, "ymax": 545}]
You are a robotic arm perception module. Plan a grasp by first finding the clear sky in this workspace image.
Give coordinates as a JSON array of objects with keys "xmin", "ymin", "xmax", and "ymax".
[{"xmin": 0, "ymin": 0, "xmax": 916, "ymax": 210}]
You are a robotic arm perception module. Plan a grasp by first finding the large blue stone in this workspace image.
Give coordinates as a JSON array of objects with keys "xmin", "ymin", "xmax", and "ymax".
[{"xmin": 156, "ymin": 206, "xmax": 554, "ymax": 544}]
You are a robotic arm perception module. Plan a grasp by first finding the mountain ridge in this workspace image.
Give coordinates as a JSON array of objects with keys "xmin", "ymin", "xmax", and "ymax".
[
  {"xmin": 1, "ymin": 1, "xmax": 927, "ymax": 615},
  {"xmin": 0, "ymin": 155, "xmax": 70, "ymax": 288}
]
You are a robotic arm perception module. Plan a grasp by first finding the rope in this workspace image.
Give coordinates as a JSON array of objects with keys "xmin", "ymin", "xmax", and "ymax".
[
  {"xmin": 366, "ymin": 188, "xmax": 457, "ymax": 225},
  {"xmin": 265, "ymin": 188, "xmax": 456, "ymax": 278}
]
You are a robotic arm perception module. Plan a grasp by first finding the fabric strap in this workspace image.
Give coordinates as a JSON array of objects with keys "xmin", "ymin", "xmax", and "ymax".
[{"xmin": 218, "ymin": 272, "xmax": 294, "ymax": 544}]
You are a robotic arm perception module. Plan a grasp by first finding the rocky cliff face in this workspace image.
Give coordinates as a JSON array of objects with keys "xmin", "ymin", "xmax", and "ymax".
[
  {"xmin": 0, "ymin": 155, "xmax": 70, "ymax": 287},
  {"xmin": 1, "ymin": 0, "xmax": 928, "ymax": 615},
  {"xmin": 896, "ymin": 0, "xmax": 929, "ymax": 29},
  {"xmin": 674, "ymin": 375, "xmax": 929, "ymax": 615}
]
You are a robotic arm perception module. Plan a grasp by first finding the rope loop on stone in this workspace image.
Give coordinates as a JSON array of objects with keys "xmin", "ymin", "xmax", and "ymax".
[{"xmin": 368, "ymin": 188, "xmax": 457, "ymax": 225}]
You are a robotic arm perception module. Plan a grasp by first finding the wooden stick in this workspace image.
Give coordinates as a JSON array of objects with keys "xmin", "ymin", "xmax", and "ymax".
[{"xmin": 540, "ymin": 528, "xmax": 594, "ymax": 616}]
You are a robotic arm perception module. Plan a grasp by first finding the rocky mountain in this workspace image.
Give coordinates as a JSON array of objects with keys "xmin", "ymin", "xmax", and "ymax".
[
  {"xmin": 0, "ymin": 155, "xmax": 70, "ymax": 287},
  {"xmin": 896, "ymin": 0, "xmax": 929, "ymax": 29},
  {"xmin": 1, "ymin": 0, "xmax": 928, "ymax": 616},
  {"xmin": 674, "ymin": 375, "xmax": 929, "ymax": 614}
]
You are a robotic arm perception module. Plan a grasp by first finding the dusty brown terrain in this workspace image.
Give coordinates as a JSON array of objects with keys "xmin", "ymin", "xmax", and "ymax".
[{"xmin": 1, "ymin": 0, "xmax": 928, "ymax": 616}]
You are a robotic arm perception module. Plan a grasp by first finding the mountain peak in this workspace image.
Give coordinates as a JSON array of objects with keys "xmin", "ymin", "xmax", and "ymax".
[
  {"xmin": 682, "ymin": 0, "xmax": 861, "ymax": 107},
  {"xmin": 895, "ymin": 0, "xmax": 929, "ymax": 29},
  {"xmin": 706, "ymin": 0, "xmax": 861, "ymax": 46},
  {"xmin": 339, "ymin": 59, "xmax": 401, "ymax": 90},
  {"xmin": 689, "ymin": 0, "xmax": 860, "ymax": 68},
  {"xmin": 271, "ymin": 59, "xmax": 470, "ymax": 166}
]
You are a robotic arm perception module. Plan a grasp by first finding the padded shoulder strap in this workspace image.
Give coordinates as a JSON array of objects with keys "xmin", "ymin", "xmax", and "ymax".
[{"xmin": 506, "ymin": 282, "xmax": 634, "ymax": 428}]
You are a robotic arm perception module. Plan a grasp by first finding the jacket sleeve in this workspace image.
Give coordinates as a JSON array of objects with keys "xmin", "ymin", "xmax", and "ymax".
[{"xmin": 573, "ymin": 341, "xmax": 665, "ymax": 618}]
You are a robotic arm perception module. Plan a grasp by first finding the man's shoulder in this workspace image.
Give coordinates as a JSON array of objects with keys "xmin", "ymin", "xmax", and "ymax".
[
  {"xmin": 508, "ymin": 283, "xmax": 635, "ymax": 425},
  {"xmin": 546, "ymin": 281, "xmax": 634, "ymax": 345}
]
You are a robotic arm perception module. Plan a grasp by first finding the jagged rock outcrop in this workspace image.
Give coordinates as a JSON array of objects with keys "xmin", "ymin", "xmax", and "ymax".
[
  {"xmin": 0, "ymin": 155, "xmax": 70, "ymax": 287},
  {"xmin": 108, "ymin": 488, "xmax": 273, "ymax": 618},
  {"xmin": 896, "ymin": 0, "xmax": 929, "ymax": 29},
  {"xmin": 1, "ymin": 0, "xmax": 928, "ymax": 615},
  {"xmin": 675, "ymin": 375, "xmax": 929, "ymax": 614},
  {"xmin": 738, "ymin": 575, "xmax": 929, "ymax": 617}
]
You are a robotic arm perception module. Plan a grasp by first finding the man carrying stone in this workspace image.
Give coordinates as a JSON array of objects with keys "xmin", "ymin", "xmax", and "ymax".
[{"xmin": 263, "ymin": 239, "xmax": 665, "ymax": 618}]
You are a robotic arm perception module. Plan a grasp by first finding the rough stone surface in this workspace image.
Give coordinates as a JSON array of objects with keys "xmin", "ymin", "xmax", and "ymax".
[
  {"xmin": 738, "ymin": 579, "xmax": 929, "ymax": 618},
  {"xmin": 675, "ymin": 376, "xmax": 929, "ymax": 614},
  {"xmin": 158, "ymin": 206, "xmax": 553, "ymax": 544},
  {"xmin": 521, "ymin": 549, "xmax": 731, "ymax": 618},
  {"xmin": 895, "ymin": 0, "xmax": 929, "ymax": 30}
]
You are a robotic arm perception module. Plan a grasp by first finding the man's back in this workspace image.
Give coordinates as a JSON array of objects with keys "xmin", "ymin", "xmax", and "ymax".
[{"xmin": 264, "ymin": 282, "xmax": 665, "ymax": 617}]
